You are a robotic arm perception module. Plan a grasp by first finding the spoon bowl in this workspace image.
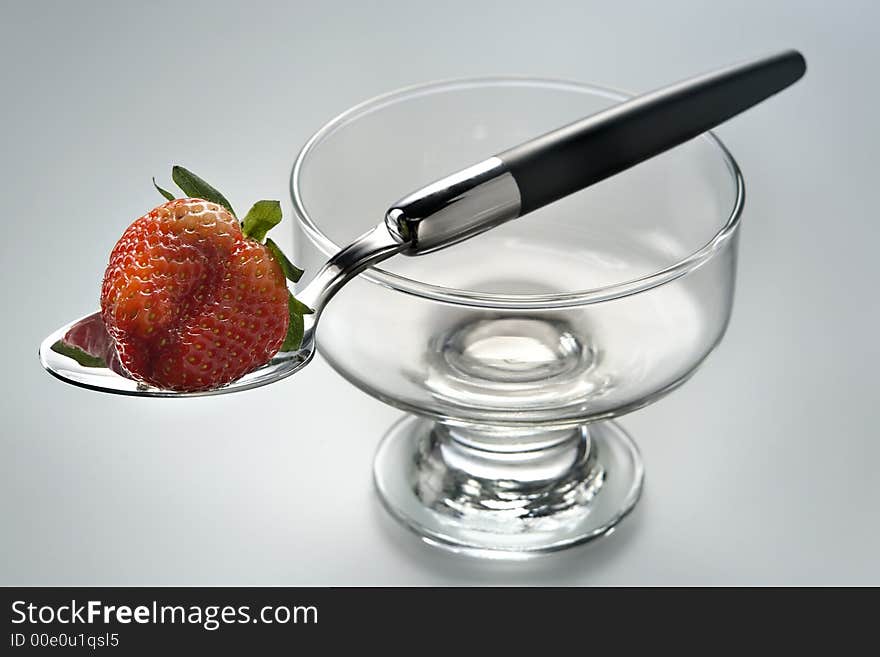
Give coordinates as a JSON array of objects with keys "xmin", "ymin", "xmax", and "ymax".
[{"xmin": 40, "ymin": 311, "xmax": 316, "ymax": 397}]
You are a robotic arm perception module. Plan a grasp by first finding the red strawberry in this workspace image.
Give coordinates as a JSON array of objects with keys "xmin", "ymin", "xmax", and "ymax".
[{"xmin": 99, "ymin": 167, "xmax": 306, "ymax": 391}]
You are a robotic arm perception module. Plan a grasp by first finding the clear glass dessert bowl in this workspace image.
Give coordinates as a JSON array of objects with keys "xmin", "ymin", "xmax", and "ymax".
[{"xmin": 291, "ymin": 77, "xmax": 743, "ymax": 556}]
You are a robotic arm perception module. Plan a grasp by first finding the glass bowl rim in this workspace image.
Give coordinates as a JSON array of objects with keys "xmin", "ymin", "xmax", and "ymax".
[{"xmin": 290, "ymin": 76, "xmax": 745, "ymax": 310}]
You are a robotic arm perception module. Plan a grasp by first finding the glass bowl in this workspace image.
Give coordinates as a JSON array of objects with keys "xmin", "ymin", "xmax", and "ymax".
[{"xmin": 291, "ymin": 78, "xmax": 743, "ymax": 557}]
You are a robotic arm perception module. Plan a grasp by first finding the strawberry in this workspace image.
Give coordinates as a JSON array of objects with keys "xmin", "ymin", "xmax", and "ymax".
[{"xmin": 98, "ymin": 166, "xmax": 308, "ymax": 391}]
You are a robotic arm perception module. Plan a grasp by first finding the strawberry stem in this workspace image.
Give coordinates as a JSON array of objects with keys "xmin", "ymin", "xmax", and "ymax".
[
  {"xmin": 153, "ymin": 178, "xmax": 175, "ymax": 201},
  {"xmin": 265, "ymin": 238, "xmax": 303, "ymax": 282},
  {"xmin": 171, "ymin": 166, "xmax": 236, "ymax": 217},
  {"xmin": 241, "ymin": 200, "xmax": 282, "ymax": 242}
]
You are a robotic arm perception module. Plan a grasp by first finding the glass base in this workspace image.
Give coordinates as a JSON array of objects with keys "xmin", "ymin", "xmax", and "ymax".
[{"xmin": 373, "ymin": 415, "xmax": 644, "ymax": 557}]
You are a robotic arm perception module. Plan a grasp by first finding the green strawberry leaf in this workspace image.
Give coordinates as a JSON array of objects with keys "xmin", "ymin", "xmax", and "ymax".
[
  {"xmin": 171, "ymin": 166, "xmax": 236, "ymax": 217},
  {"xmin": 265, "ymin": 238, "xmax": 304, "ymax": 282},
  {"xmin": 50, "ymin": 340, "xmax": 108, "ymax": 368},
  {"xmin": 290, "ymin": 293, "xmax": 314, "ymax": 316},
  {"xmin": 281, "ymin": 292, "xmax": 314, "ymax": 352},
  {"xmin": 282, "ymin": 307, "xmax": 304, "ymax": 352},
  {"xmin": 241, "ymin": 200, "xmax": 282, "ymax": 242},
  {"xmin": 152, "ymin": 177, "xmax": 176, "ymax": 201}
]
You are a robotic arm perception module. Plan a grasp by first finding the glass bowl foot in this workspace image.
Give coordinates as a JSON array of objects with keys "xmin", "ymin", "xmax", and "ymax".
[{"xmin": 373, "ymin": 415, "xmax": 644, "ymax": 557}]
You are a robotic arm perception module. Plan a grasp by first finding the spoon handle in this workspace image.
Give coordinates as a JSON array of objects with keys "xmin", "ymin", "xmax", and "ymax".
[
  {"xmin": 385, "ymin": 50, "xmax": 806, "ymax": 254},
  {"xmin": 500, "ymin": 50, "xmax": 805, "ymax": 213}
]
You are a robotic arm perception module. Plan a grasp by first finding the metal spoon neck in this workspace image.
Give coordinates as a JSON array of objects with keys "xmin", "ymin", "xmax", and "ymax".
[{"xmin": 295, "ymin": 223, "xmax": 407, "ymax": 317}]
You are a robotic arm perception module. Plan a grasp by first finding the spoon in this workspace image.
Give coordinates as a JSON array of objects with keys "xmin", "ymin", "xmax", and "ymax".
[{"xmin": 40, "ymin": 50, "xmax": 806, "ymax": 397}]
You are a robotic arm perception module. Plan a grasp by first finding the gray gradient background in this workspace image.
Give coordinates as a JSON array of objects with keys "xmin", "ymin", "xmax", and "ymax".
[{"xmin": 2, "ymin": 0, "xmax": 877, "ymax": 585}]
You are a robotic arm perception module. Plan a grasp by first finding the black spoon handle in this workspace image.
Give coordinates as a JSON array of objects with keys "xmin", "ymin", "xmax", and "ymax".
[
  {"xmin": 386, "ymin": 50, "xmax": 806, "ymax": 254},
  {"xmin": 500, "ymin": 50, "xmax": 806, "ymax": 214}
]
